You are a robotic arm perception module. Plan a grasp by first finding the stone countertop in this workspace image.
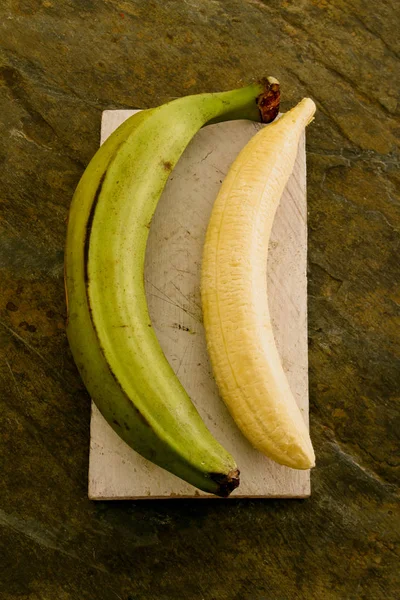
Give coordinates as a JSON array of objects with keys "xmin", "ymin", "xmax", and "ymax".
[{"xmin": 0, "ymin": 1, "xmax": 399, "ymax": 598}]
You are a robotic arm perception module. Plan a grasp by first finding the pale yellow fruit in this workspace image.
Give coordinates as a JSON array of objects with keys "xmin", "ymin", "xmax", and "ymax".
[{"xmin": 201, "ymin": 98, "xmax": 316, "ymax": 470}]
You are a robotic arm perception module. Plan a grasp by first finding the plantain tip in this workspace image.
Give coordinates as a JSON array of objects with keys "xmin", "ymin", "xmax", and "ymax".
[{"xmin": 211, "ymin": 468, "xmax": 240, "ymax": 497}]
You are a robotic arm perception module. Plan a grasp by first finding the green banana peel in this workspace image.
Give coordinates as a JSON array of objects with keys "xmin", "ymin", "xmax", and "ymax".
[{"xmin": 65, "ymin": 78, "xmax": 280, "ymax": 496}]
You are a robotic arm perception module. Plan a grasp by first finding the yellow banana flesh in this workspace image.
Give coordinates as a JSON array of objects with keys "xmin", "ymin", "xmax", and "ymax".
[{"xmin": 201, "ymin": 98, "xmax": 316, "ymax": 470}]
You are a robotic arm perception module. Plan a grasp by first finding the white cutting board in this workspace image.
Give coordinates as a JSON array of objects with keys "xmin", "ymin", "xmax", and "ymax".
[{"xmin": 88, "ymin": 110, "xmax": 311, "ymax": 499}]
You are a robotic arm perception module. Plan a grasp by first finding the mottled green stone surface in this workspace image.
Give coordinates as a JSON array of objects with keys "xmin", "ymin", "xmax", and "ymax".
[{"xmin": 0, "ymin": 1, "xmax": 399, "ymax": 598}]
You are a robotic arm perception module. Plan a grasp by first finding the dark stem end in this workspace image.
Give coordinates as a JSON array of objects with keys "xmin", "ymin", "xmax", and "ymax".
[
  {"xmin": 257, "ymin": 77, "xmax": 280, "ymax": 123},
  {"xmin": 211, "ymin": 468, "xmax": 240, "ymax": 497}
]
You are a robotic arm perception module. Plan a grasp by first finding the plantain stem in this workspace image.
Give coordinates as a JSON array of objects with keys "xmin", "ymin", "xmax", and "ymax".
[
  {"xmin": 205, "ymin": 77, "xmax": 280, "ymax": 126},
  {"xmin": 257, "ymin": 77, "xmax": 281, "ymax": 123}
]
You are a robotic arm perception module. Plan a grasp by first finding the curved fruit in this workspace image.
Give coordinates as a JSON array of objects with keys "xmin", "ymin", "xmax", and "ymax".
[
  {"xmin": 201, "ymin": 98, "xmax": 316, "ymax": 470},
  {"xmin": 65, "ymin": 79, "xmax": 280, "ymax": 496}
]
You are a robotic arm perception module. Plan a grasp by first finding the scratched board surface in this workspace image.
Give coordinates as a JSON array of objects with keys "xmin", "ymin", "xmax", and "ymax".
[{"xmin": 88, "ymin": 110, "xmax": 310, "ymax": 499}]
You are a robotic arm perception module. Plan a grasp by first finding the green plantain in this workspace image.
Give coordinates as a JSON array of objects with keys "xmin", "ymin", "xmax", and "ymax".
[{"xmin": 65, "ymin": 78, "xmax": 280, "ymax": 496}]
